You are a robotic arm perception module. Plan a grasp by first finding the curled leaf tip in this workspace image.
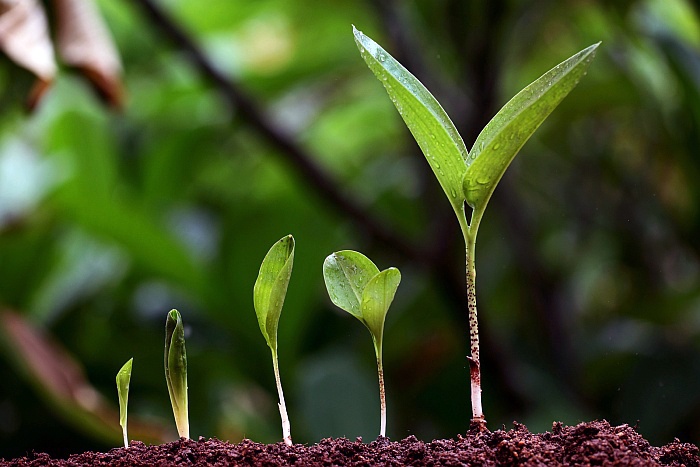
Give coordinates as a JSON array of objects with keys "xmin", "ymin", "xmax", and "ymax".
[
  {"xmin": 165, "ymin": 308, "xmax": 189, "ymax": 439},
  {"xmin": 253, "ymin": 235, "xmax": 295, "ymax": 352}
]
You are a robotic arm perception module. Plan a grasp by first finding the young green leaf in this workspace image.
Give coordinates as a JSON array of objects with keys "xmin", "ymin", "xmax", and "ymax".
[
  {"xmin": 253, "ymin": 234, "xmax": 294, "ymax": 355},
  {"xmin": 322, "ymin": 250, "xmax": 380, "ymax": 320},
  {"xmin": 323, "ymin": 250, "xmax": 401, "ymax": 437},
  {"xmin": 116, "ymin": 358, "xmax": 133, "ymax": 448},
  {"xmin": 354, "ymin": 25, "xmax": 599, "ymax": 429},
  {"xmin": 353, "ymin": 26, "xmax": 468, "ymax": 217},
  {"xmin": 164, "ymin": 309, "xmax": 189, "ymax": 439},
  {"xmin": 253, "ymin": 234, "xmax": 295, "ymax": 446},
  {"xmin": 360, "ymin": 267, "xmax": 401, "ymax": 348},
  {"xmin": 463, "ymin": 43, "xmax": 600, "ymax": 213}
]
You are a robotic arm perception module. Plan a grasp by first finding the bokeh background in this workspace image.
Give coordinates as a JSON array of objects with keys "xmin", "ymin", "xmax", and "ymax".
[{"xmin": 2, "ymin": 0, "xmax": 700, "ymax": 458}]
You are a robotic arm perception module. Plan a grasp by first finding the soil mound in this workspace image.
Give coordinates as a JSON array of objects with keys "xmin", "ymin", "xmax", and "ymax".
[{"xmin": 2, "ymin": 420, "xmax": 698, "ymax": 466}]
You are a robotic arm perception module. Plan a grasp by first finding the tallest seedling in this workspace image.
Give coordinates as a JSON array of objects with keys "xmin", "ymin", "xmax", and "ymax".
[{"xmin": 354, "ymin": 26, "xmax": 598, "ymax": 427}]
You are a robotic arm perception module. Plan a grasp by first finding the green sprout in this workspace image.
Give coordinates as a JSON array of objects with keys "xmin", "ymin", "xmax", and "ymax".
[
  {"xmin": 165, "ymin": 308, "xmax": 189, "ymax": 439},
  {"xmin": 253, "ymin": 234, "xmax": 295, "ymax": 446},
  {"xmin": 323, "ymin": 250, "xmax": 401, "ymax": 438},
  {"xmin": 353, "ymin": 26, "xmax": 598, "ymax": 428},
  {"xmin": 116, "ymin": 357, "xmax": 133, "ymax": 448}
]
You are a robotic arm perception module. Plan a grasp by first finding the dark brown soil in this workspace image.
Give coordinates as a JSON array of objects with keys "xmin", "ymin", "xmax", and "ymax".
[{"xmin": 2, "ymin": 420, "xmax": 698, "ymax": 466}]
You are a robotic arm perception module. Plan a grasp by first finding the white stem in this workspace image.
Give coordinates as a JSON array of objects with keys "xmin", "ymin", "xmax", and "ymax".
[
  {"xmin": 377, "ymin": 357, "xmax": 386, "ymax": 438},
  {"xmin": 273, "ymin": 357, "xmax": 292, "ymax": 446},
  {"xmin": 175, "ymin": 411, "xmax": 190, "ymax": 439},
  {"xmin": 123, "ymin": 428, "xmax": 129, "ymax": 448},
  {"xmin": 470, "ymin": 377, "xmax": 483, "ymax": 421}
]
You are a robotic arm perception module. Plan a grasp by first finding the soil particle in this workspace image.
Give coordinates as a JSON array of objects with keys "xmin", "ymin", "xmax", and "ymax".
[{"xmin": 2, "ymin": 420, "xmax": 698, "ymax": 466}]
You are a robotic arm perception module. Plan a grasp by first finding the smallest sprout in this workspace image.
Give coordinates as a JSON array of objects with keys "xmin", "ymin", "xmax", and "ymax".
[{"xmin": 116, "ymin": 358, "xmax": 133, "ymax": 448}]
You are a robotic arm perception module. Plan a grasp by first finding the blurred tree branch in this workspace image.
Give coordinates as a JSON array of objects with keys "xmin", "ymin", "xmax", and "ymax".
[{"xmin": 129, "ymin": 0, "xmax": 420, "ymax": 262}]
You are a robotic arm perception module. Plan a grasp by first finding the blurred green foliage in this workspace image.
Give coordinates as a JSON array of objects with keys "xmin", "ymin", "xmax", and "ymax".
[{"xmin": 1, "ymin": 0, "xmax": 700, "ymax": 458}]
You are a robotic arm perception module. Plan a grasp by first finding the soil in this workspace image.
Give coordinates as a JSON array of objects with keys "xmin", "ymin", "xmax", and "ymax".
[{"xmin": 1, "ymin": 420, "xmax": 698, "ymax": 466}]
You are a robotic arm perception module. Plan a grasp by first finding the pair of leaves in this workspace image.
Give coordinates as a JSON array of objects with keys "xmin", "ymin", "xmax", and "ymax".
[
  {"xmin": 323, "ymin": 251, "xmax": 401, "ymax": 350},
  {"xmin": 253, "ymin": 235, "xmax": 295, "ymax": 356},
  {"xmin": 353, "ymin": 26, "xmax": 599, "ymax": 225}
]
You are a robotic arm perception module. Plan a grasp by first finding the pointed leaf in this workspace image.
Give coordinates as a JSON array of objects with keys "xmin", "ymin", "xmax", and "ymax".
[
  {"xmin": 323, "ymin": 250, "xmax": 379, "ymax": 320},
  {"xmin": 253, "ymin": 235, "xmax": 294, "ymax": 354},
  {"xmin": 463, "ymin": 43, "xmax": 600, "ymax": 211},
  {"xmin": 354, "ymin": 26, "xmax": 468, "ymax": 214},
  {"xmin": 360, "ymin": 267, "xmax": 401, "ymax": 345},
  {"xmin": 164, "ymin": 309, "xmax": 188, "ymax": 439},
  {"xmin": 116, "ymin": 358, "xmax": 133, "ymax": 447}
]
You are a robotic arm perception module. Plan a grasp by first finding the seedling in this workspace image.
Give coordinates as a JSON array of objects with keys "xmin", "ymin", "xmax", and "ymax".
[
  {"xmin": 165, "ymin": 309, "xmax": 189, "ymax": 439},
  {"xmin": 353, "ymin": 26, "xmax": 598, "ymax": 427},
  {"xmin": 323, "ymin": 250, "xmax": 401, "ymax": 438},
  {"xmin": 116, "ymin": 357, "xmax": 133, "ymax": 448},
  {"xmin": 253, "ymin": 234, "xmax": 295, "ymax": 446}
]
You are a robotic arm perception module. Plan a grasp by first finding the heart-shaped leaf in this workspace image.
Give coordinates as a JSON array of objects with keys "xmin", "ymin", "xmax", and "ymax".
[
  {"xmin": 253, "ymin": 235, "xmax": 295, "ymax": 354},
  {"xmin": 354, "ymin": 26, "xmax": 468, "ymax": 216},
  {"xmin": 463, "ymin": 43, "xmax": 600, "ymax": 212},
  {"xmin": 323, "ymin": 250, "xmax": 380, "ymax": 320},
  {"xmin": 323, "ymin": 249, "xmax": 400, "ymax": 439},
  {"xmin": 361, "ymin": 267, "xmax": 401, "ymax": 347}
]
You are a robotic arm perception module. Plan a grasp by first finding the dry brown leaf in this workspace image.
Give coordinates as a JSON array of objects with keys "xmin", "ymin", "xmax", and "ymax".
[
  {"xmin": 0, "ymin": 0, "xmax": 56, "ymax": 80},
  {"xmin": 54, "ymin": 0, "xmax": 124, "ymax": 108},
  {"xmin": 0, "ymin": 310, "xmax": 172, "ymax": 444},
  {"xmin": 0, "ymin": 0, "xmax": 57, "ymax": 108}
]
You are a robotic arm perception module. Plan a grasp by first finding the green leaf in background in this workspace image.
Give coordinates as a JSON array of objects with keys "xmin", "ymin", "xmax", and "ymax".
[
  {"xmin": 322, "ymin": 250, "xmax": 379, "ymax": 320},
  {"xmin": 55, "ymin": 187, "xmax": 207, "ymax": 295},
  {"xmin": 164, "ymin": 309, "xmax": 189, "ymax": 439},
  {"xmin": 353, "ymin": 26, "xmax": 468, "ymax": 217},
  {"xmin": 323, "ymin": 250, "xmax": 401, "ymax": 437},
  {"xmin": 463, "ymin": 43, "xmax": 600, "ymax": 213},
  {"xmin": 253, "ymin": 234, "xmax": 295, "ymax": 355},
  {"xmin": 253, "ymin": 235, "xmax": 295, "ymax": 446},
  {"xmin": 116, "ymin": 358, "xmax": 133, "ymax": 448}
]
